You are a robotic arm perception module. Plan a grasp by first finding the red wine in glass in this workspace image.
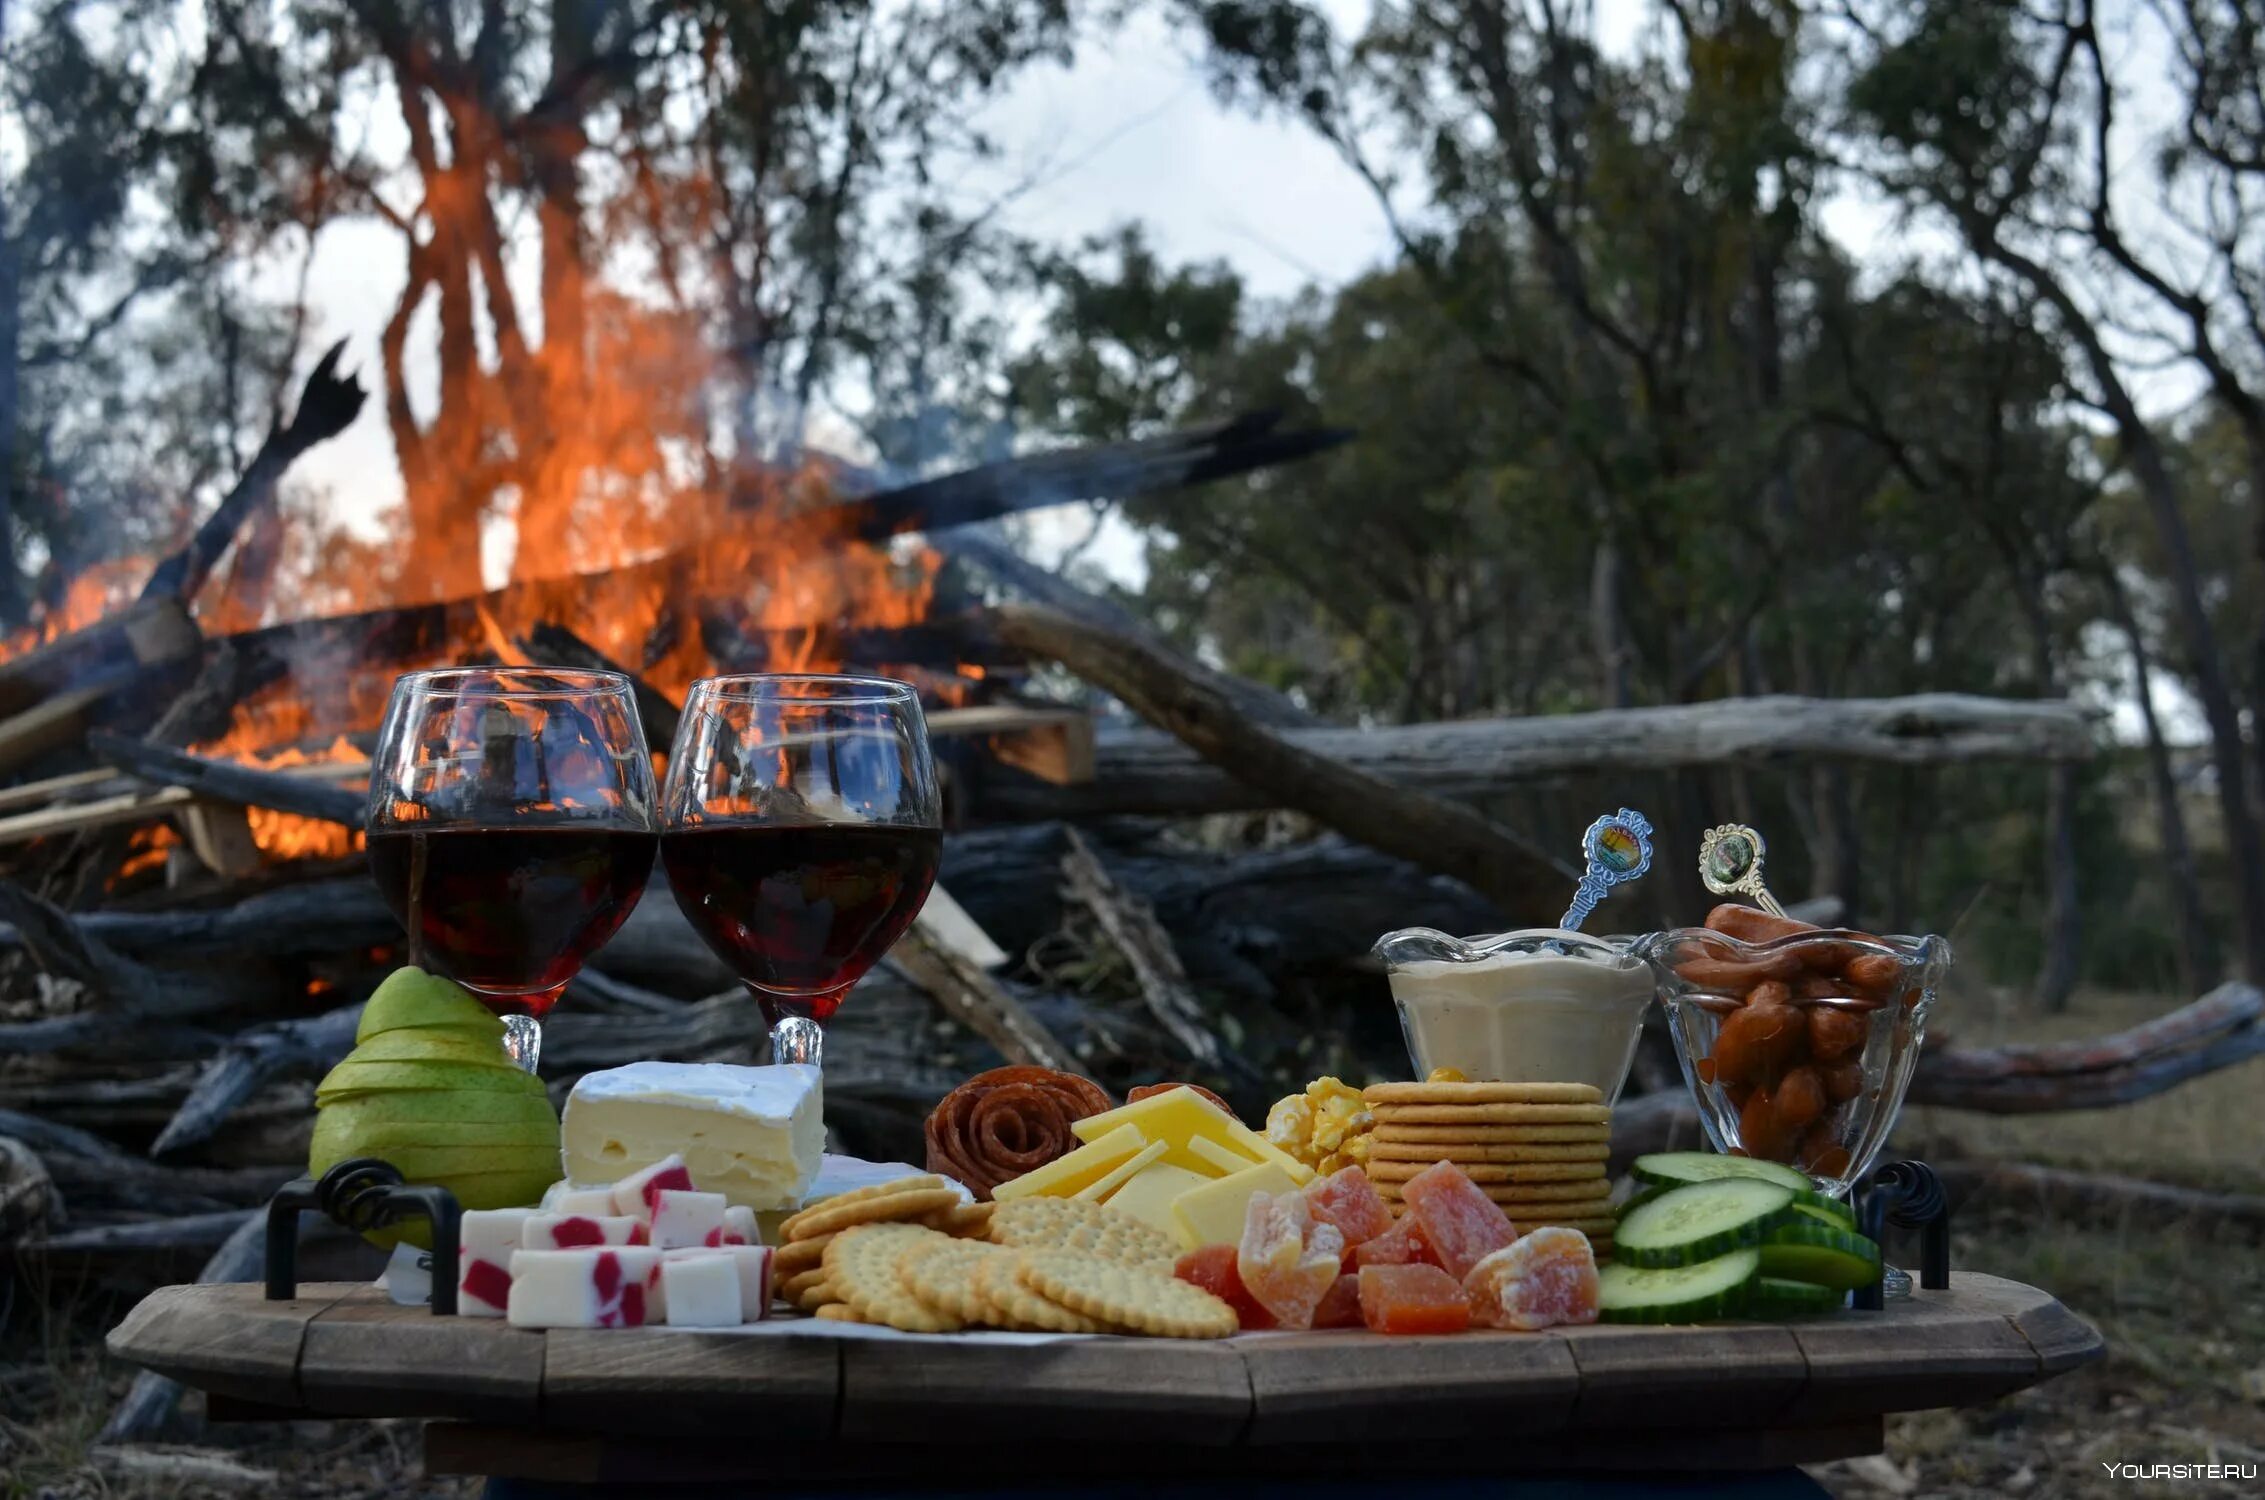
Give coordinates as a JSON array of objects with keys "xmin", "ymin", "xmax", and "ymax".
[
  {"xmin": 660, "ymin": 673, "xmax": 942, "ymax": 1068},
  {"xmin": 368, "ymin": 826, "xmax": 660, "ymax": 1015},
  {"xmin": 367, "ymin": 668, "xmax": 661, "ymax": 1070},
  {"xmin": 663, "ymin": 823, "xmax": 941, "ymax": 1025}
]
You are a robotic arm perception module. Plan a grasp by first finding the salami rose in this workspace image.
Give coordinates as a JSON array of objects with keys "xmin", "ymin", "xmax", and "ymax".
[{"xmin": 923, "ymin": 1066, "xmax": 1113, "ymax": 1199}]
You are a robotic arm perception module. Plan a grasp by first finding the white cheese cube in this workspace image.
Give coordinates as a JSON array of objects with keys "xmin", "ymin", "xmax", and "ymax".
[
  {"xmin": 546, "ymin": 1186, "xmax": 619, "ymax": 1217},
  {"xmin": 721, "ymin": 1206, "xmax": 758, "ymax": 1246},
  {"xmin": 659, "ymin": 1251, "xmax": 743, "ymax": 1327},
  {"xmin": 522, "ymin": 1213, "xmax": 646, "ymax": 1251},
  {"xmin": 610, "ymin": 1154, "xmax": 695, "ymax": 1224},
  {"xmin": 562, "ymin": 1062, "xmax": 823, "ymax": 1212},
  {"xmin": 507, "ymin": 1248, "xmax": 661, "ymax": 1329},
  {"xmin": 455, "ymin": 1208, "xmax": 535, "ymax": 1318},
  {"xmin": 650, "ymin": 1189, "xmax": 730, "ymax": 1250},
  {"xmin": 728, "ymin": 1244, "xmax": 773, "ymax": 1320}
]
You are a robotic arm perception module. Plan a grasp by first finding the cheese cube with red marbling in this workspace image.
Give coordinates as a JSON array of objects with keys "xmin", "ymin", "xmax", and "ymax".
[
  {"xmin": 543, "ymin": 1184, "xmax": 619, "ymax": 1217},
  {"xmin": 456, "ymin": 1208, "xmax": 534, "ymax": 1318},
  {"xmin": 507, "ymin": 1248, "xmax": 662, "ymax": 1329},
  {"xmin": 721, "ymin": 1206, "xmax": 758, "ymax": 1246},
  {"xmin": 727, "ymin": 1244, "xmax": 772, "ymax": 1320},
  {"xmin": 611, "ymin": 1154, "xmax": 698, "ymax": 1225},
  {"xmin": 649, "ymin": 1188, "xmax": 730, "ymax": 1250},
  {"xmin": 522, "ymin": 1212, "xmax": 647, "ymax": 1251},
  {"xmin": 659, "ymin": 1251, "xmax": 742, "ymax": 1326}
]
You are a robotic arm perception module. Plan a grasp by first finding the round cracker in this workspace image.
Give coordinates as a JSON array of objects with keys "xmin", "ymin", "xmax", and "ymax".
[
  {"xmin": 779, "ymin": 1266, "xmax": 831, "ymax": 1299},
  {"xmin": 1364, "ymin": 1081, "xmax": 1602, "ymax": 1105},
  {"xmin": 900, "ymin": 1237, "xmax": 1007, "ymax": 1325},
  {"xmin": 814, "ymin": 1302, "xmax": 863, "ymax": 1321},
  {"xmin": 773, "ymin": 1234, "xmax": 833, "ymax": 1275},
  {"xmin": 1014, "ymin": 1248, "xmax": 1236, "ymax": 1339},
  {"xmin": 1373, "ymin": 1123, "xmax": 1611, "ymax": 1144},
  {"xmin": 787, "ymin": 1187, "xmax": 964, "ymax": 1242},
  {"xmin": 1370, "ymin": 1102, "xmax": 1611, "ymax": 1126},
  {"xmin": 822, "ymin": 1223, "xmax": 962, "ymax": 1332},
  {"xmin": 1366, "ymin": 1159, "xmax": 1607, "ymax": 1184},
  {"xmin": 985, "ymin": 1197, "xmax": 1180, "ymax": 1270},
  {"xmin": 796, "ymin": 1279, "xmax": 841, "ymax": 1312},
  {"xmin": 1368, "ymin": 1187, "xmax": 1621, "ymax": 1214},
  {"xmin": 780, "ymin": 1175, "xmax": 946, "ymax": 1238},
  {"xmin": 1503, "ymin": 1216, "xmax": 1619, "ymax": 1236},
  {"xmin": 973, "ymin": 1250, "xmax": 1109, "ymax": 1333},
  {"xmin": 1365, "ymin": 1141, "xmax": 1611, "ymax": 1164}
]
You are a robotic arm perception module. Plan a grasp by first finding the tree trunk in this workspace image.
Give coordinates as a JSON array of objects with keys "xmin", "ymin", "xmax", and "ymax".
[
  {"xmin": 2106, "ymin": 570, "xmax": 2218, "ymax": 995},
  {"xmin": 0, "ymin": 207, "xmax": 23, "ymax": 628},
  {"xmin": 1980, "ymin": 237, "xmax": 2265, "ymax": 982}
]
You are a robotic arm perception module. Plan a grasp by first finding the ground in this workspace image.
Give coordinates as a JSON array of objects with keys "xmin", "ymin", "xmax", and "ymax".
[{"xmin": 3, "ymin": 988, "xmax": 2258, "ymax": 1500}]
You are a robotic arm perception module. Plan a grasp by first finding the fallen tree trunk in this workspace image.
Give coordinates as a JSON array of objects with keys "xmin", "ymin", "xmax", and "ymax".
[
  {"xmin": 147, "ymin": 1003, "xmax": 361, "ymax": 1159},
  {"xmin": 1932, "ymin": 1160, "xmax": 2265, "ymax": 1232},
  {"xmin": 1909, "ymin": 984, "xmax": 2265, "ymax": 1113},
  {"xmin": 1060, "ymin": 826, "xmax": 1222, "ymax": 1071},
  {"xmin": 991, "ymin": 603, "xmax": 1571, "ymax": 917},
  {"xmin": 973, "ymin": 695, "xmax": 2103, "ymax": 821}
]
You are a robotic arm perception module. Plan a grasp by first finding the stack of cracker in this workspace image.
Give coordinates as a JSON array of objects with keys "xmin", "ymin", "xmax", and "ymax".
[
  {"xmin": 1362, "ymin": 1081, "xmax": 1615, "ymax": 1260},
  {"xmin": 776, "ymin": 1176, "xmax": 1236, "ymax": 1338}
]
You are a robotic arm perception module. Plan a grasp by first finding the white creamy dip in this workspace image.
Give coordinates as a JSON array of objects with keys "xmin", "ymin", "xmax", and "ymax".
[{"xmin": 1386, "ymin": 934, "xmax": 1652, "ymax": 1100}]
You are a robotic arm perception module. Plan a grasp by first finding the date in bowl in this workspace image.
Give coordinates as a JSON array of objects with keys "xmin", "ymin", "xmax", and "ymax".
[{"xmin": 1628, "ymin": 927, "xmax": 1950, "ymax": 1199}]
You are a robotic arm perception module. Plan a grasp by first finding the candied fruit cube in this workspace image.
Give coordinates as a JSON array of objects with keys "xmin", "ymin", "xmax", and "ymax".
[
  {"xmin": 1313, "ymin": 1272, "xmax": 1363, "ymax": 1329},
  {"xmin": 1237, "ymin": 1190, "xmax": 1346, "ymax": 1330},
  {"xmin": 1398, "ymin": 1161, "xmax": 1519, "ymax": 1281},
  {"xmin": 1174, "ymin": 1243, "xmax": 1275, "ymax": 1331},
  {"xmin": 1357, "ymin": 1262, "xmax": 1471, "ymax": 1335},
  {"xmin": 1301, "ymin": 1166, "xmax": 1393, "ymax": 1250},
  {"xmin": 1352, "ymin": 1214, "xmax": 1441, "ymax": 1269},
  {"xmin": 1465, "ymin": 1227, "xmax": 1600, "ymax": 1331}
]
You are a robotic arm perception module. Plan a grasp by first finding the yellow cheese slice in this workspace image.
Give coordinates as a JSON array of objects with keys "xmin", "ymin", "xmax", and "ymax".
[
  {"xmin": 991, "ymin": 1124, "xmax": 1147, "ymax": 1201},
  {"xmin": 1186, "ymin": 1133, "xmax": 1263, "ymax": 1177},
  {"xmin": 1069, "ymin": 1088, "xmax": 1315, "ymax": 1184},
  {"xmin": 1094, "ymin": 1161, "xmax": 1212, "ymax": 1247},
  {"xmin": 1072, "ymin": 1138, "xmax": 1169, "ymax": 1202},
  {"xmin": 1171, "ymin": 1161, "xmax": 1302, "ymax": 1249}
]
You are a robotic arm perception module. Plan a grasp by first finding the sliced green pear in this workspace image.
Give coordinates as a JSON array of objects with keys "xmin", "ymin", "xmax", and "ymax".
[
  {"xmin": 355, "ymin": 967, "xmax": 505, "ymax": 1045},
  {"xmin": 344, "ymin": 1028, "xmax": 521, "ymax": 1071},
  {"xmin": 315, "ymin": 1089, "xmax": 561, "ymax": 1126},
  {"xmin": 312, "ymin": 1107, "xmax": 559, "ymax": 1150},
  {"xmin": 311, "ymin": 1109, "xmax": 559, "ymax": 1164},
  {"xmin": 314, "ymin": 1059, "xmax": 548, "ymax": 1103},
  {"xmin": 354, "ymin": 1143, "xmax": 561, "ymax": 1182}
]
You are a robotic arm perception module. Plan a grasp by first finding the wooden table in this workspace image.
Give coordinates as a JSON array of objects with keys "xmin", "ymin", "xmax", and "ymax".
[{"xmin": 110, "ymin": 1274, "xmax": 2100, "ymax": 1486}]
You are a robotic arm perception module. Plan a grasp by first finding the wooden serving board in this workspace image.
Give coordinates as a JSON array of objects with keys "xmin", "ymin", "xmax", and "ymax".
[{"xmin": 110, "ymin": 1273, "xmax": 2101, "ymax": 1482}]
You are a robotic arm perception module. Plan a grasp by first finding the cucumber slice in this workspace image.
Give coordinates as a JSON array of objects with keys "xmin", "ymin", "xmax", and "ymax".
[
  {"xmin": 1790, "ymin": 1199, "xmax": 1857, "ymax": 1233},
  {"xmin": 1746, "ymin": 1275, "xmax": 1844, "ymax": 1319},
  {"xmin": 1597, "ymin": 1249, "xmax": 1761, "ymax": 1324},
  {"xmin": 1614, "ymin": 1179, "xmax": 1796, "ymax": 1268},
  {"xmin": 1756, "ymin": 1221, "xmax": 1882, "ymax": 1290},
  {"xmin": 1633, "ymin": 1151, "xmax": 1811, "ymax": 1193},
  {"xmin": 1631, "ymin": 1151, "xmax": 1854, "ymax": 1222}
]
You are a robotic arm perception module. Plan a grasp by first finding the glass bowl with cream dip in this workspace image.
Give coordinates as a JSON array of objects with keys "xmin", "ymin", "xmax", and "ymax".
[{"xmin": 1373, "ymin": 927, "xmax": 1652, "ymax": 1102}]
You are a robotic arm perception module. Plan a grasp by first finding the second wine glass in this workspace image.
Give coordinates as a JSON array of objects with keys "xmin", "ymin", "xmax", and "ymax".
[{"xmin": 660, "ymin": 674, "xmax": 942, "ymax": 1069}]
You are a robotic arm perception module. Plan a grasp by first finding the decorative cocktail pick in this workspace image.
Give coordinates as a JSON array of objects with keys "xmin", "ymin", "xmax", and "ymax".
[
  {"xmin": 1559, "ymin": 808, "xmax": 1655, "ymax": 931},
  {"xmin": 1699, "ymin": 823, "xmax": 1788, "ymax": 917}
]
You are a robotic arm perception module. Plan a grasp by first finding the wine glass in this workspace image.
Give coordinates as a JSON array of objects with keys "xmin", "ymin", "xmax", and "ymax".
[
  {"xmin": 367, "ymin": 668, "xmax": 661, "ymax": 1072},
  {"xmin": 659, "ymin": 674, "xmax": 942, "ymax": 1069}
]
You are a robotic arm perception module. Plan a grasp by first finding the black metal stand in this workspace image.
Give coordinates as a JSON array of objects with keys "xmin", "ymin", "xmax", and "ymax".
[
  {"xmin": 265, "ymin": 1158, "xmax": 463, "ymax": 1315},
  {"xmin": 1853, "ymin": 1158, "xmax": 1949, "ymax": 1311}
]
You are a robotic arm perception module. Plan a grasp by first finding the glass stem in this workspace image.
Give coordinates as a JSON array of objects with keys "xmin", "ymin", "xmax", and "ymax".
[
  {"xmin": 502, "ymin": 1014, "xmax": 542, "ymax": 1073},
  {"xmin": 770, "ymin": 1015, "xmax": 823, "ymax": 1068}
]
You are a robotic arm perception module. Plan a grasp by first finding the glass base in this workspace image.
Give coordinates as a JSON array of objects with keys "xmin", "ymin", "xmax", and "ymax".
[
  {"xmin": 770, "ymin": 1015, "xmax": 823, "ymax": 1068},
  {"xmin": 502, "ymin": 1013, "xmax": 542, "ymax": 1073},
  {"xmin": 1882, "ymin": 1263, "xmax": 1914, "ymax": 1300}
]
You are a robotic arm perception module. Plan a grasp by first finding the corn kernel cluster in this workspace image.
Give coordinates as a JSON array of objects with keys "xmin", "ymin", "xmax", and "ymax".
[{"xmin": 1264, "ymin": 1076, "xmax": 1374, "ymax": 1175}]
